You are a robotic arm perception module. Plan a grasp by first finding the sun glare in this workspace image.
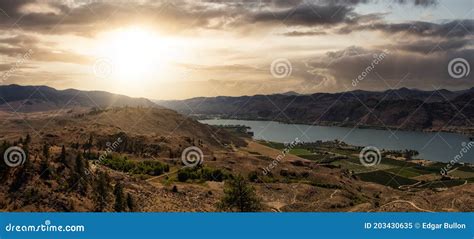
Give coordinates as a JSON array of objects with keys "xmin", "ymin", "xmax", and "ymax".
[{"xmin": 96, "ymin": 27, "xmax": 181, "ymax": 92}]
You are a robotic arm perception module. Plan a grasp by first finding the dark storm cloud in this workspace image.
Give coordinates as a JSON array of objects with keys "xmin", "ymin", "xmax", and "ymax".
[
  {"xmin": 0, "ymin": 0, "xmax": 440, "ymax": 36},
  {"xmin": 391, "ymin": 38, "xmax": 473, "ymax": 54},
  {"xmin": 341, "ymin": 20, "xmax": 474, "ymax": 37},
  {"xmin": 251, "ymin": 4, "xmax": 356, "ymax": 26},
  {"xmin": 376, "ymin": 20, "xmax": 473, "ymax": 38},
  {"xmin": 318, "ymin": 0, "xmax": 437, "ymax": 6},
  {"xmin": 0, "ymin": 0, "xmax": 34, "ymax": 17},
  {"xmin": 0, "ymin": 0, "xmax": 253, "ymax": 35},
  {"xmin": 305, "ymin": 46, "xmax": 474, "ymax": 91}
]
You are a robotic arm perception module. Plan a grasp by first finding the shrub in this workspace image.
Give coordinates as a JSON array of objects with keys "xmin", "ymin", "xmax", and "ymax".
[
  {"xmin": 102, "ymin": 156, "xmax": 169, "ymax": 176},
  {"xmin": 247, "ymin": 171, "xmax": 259, "ymax": 182},
  {"xmin": 177, "ymin": 167, "xmax": 231, "ymax": 182}
]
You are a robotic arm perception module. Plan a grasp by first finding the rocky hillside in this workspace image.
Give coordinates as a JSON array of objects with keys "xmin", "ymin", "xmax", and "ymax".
[
  {"xmin": 0, "ymin": 107, "xmax": 472, "ymax": 212},
  {"xmin": 0, "ymin": 107, "xmax": 245, "ymax": 211}
]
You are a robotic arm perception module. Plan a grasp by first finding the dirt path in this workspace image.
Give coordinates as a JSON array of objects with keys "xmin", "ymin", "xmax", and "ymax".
[
  {"xmin": 330, "ymin": 189, "xmax": 340, "ymax": 199},
  {"xmin": 375, "ymin": 200, "xmax": 434, "ymax": 212}
]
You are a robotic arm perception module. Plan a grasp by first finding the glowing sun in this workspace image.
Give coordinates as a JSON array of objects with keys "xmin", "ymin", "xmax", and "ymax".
[{"xmin": 96, "ymin": 27, "xmax": 178, "ymax": 84}]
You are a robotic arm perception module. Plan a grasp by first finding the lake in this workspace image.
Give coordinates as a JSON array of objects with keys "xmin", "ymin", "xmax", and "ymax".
[{"xmin": 200, "ymin": 119, "xmax": 474, "ymax": 163}]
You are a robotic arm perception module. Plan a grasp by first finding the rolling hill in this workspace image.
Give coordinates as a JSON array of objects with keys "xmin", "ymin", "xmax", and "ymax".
[{"xmin": 0, "ymin": 85, "xmax": 156, "ymax": 112}]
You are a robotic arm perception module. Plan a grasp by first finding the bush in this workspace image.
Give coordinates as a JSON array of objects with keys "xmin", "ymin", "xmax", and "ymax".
[
  {"xmin": 102, "ymin": 156, "xmax": 169, "ymax": 176},
  {"xmin": 177, "ymin": 167, "xmax": 231, "ymax": 182},
  {"xmin": 247, "ymin": 171, "xmax": 259, "ymax": 182},
  {"xmin": 177, "ymin": 170, "xmax": 190, "ymax": 182}
]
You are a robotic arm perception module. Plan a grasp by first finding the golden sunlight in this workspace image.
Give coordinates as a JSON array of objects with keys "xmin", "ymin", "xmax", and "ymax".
[{"xmin": 95, "ymin": 26, "xmax": 183, "ymax": 90}]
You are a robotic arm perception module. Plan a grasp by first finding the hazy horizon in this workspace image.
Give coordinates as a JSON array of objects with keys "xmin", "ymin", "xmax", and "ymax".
[{"xmin": 3, "ymin": 83, "xmax": 474, "ymax": 102}]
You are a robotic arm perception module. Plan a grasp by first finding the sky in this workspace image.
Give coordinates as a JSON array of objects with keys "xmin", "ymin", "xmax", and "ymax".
[{"xmin": 0, "ymin": 0, "xmax": 472, "ymax": 99}]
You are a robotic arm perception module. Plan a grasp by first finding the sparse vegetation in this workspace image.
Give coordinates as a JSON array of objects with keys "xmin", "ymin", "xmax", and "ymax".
[
  {"xmin": 0, "ymin": 107, "xmax": 472, "ymax": 213},
  {"xmin": 101, "ymin": 155, "xmax": 169, "ymax": 176},
  {"xmin": 177, "ymin": 166, "xmax": 231, "ymax": 182}
]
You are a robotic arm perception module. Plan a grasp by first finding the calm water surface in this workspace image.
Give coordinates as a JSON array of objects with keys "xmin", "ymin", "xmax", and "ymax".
[{"xmin": 200, "ymin": 119, "xmax": 474, "ymax": 163}]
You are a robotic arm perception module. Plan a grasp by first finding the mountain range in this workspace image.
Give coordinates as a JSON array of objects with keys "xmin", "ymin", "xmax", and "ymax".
[
  {"xmin": 157, "ymin": 88, "xmax": 474, "ymax": 133},
  {"xmin": 1, "ymin": 85, "xmax": 472, "ymax": 133}
]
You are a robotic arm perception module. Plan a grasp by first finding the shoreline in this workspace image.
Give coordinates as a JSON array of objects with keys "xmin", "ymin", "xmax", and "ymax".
[
  {"xmin": 200, "ymin": 118, "xmax": 474, "ymax": 165},
  {"xmin": 198, "ymin": 117, "xmax": 473, "ymax": 138}
]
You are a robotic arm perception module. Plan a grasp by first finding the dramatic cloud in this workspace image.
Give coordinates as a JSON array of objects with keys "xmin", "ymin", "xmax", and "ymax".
[
  {"xmin": 0, "ymin": 34, "xmax": 91, "ymax": 64},
  {"xmin": 364, "ymin": 20, "xmax": 474, "ymax": 38},
  {"xmin": 0, "ymin": 0, "xmax": 442, "ymax": 36},
  {"xmin": 250, "ymin": 4, "xmax": 356, "ymax": 26},
  {"xmin": 281, "ymin": 30, "xmax": 327, "ymax": 36},
  {"xmin": 0, "ymin": 0, "xmax": 471, "ymax": 99},
  {"xmin": 305, "ymin": 46, "xmax": 474, "ymax": 92},
  {"xmin": 391, "ymin": 38, "xmax": 473, "ymax": 54}
]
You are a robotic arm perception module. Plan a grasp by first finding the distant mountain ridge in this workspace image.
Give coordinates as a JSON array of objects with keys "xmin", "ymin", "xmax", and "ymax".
[
  {"xmin": 0, "ymin": 85, "xmax": 156, "ymax": 112},
  {"xmin": 157, "ymin": 88, "xmax": 474, "ymax": 133}
]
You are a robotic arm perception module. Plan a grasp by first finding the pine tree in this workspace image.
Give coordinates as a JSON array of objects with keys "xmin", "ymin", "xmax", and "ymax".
[
  {"xmin": 70, "ymin": 153, "xmax": 87, "ymax": 194},
  {"xmin": 113, "ymin": 183, "xmax": 125, "ymax": 212},
  {"xmin": 42, "ymin": 143, "xmax": 50, "ymax": 159},
  {"xmin": 94, "ymin": 171, "xmax": 111, "ymax": 212},
  {"xmin": 218, "ymin": 175, "xmax": 262, "ymax": 212},
  {"xmin": 84, "ymin": 135, "xmax": 93, "ymax": 157},
  {"xmin": 0, "ymin": 142, "xmax": 11, "ymax": 179},
  {"xmin": 9, "ymin": 144, "xmax": 31, "ymax": 192},
  {"xmin": 59, "ymin": 145, "xmax": 67, "ymax": 164},
  {"xmin": 39, "ymin": 156, "xmax": 51, "ymax": 180},
  {"xmin": 24, "ymin": 134, "xmax": 31, "ymax": 145},
  {"xmin": 126, "ymin": 193, "xmax": 135, "ymax": 211},
  {"xmin": 75, "ymin": 153, "xmax": 86, "ymax": 177}
]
